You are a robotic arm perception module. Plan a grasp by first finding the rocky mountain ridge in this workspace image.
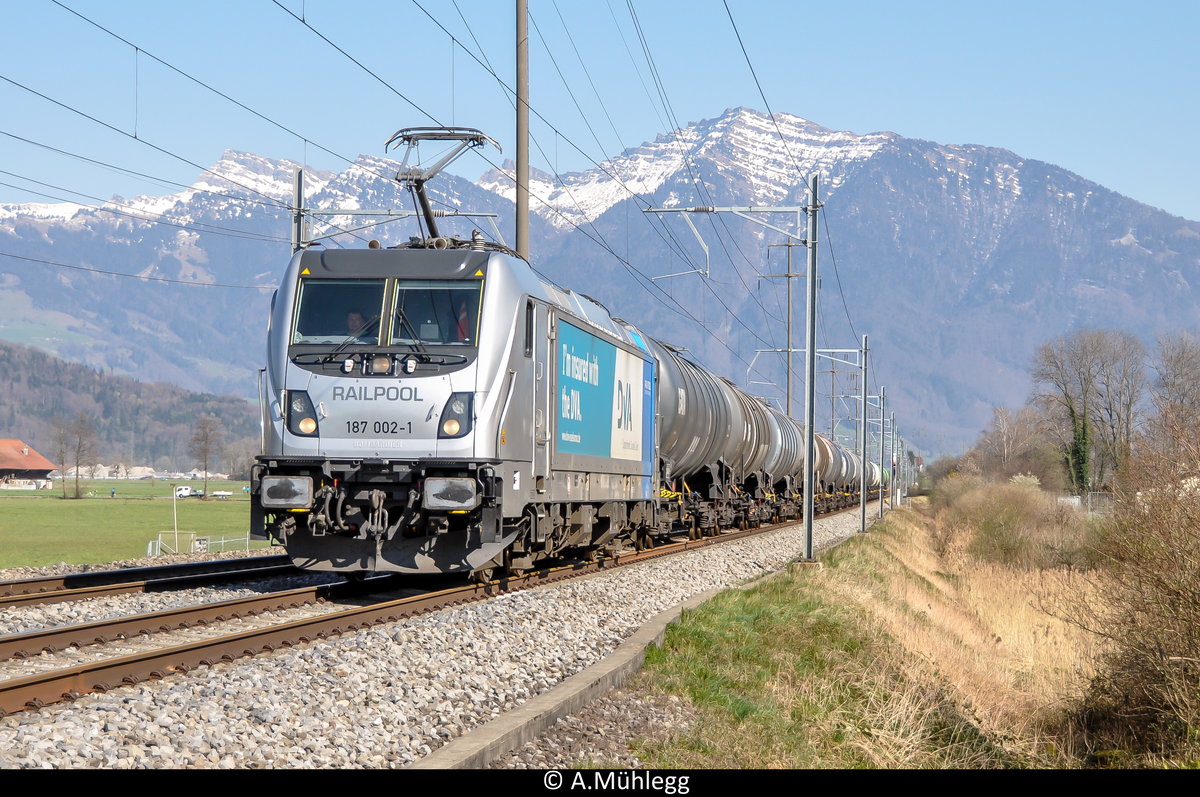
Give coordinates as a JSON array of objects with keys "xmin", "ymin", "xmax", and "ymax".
[{"xmin": 2, "ymin": 107, "xmax": 1197, "ymax": 453}]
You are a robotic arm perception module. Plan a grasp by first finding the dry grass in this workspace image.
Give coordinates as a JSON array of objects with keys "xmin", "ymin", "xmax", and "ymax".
[
  {"xmin": 841, "ymin": 504, "xmax": 1100, "ymax": 762},
  {"xmin": 630, "ymin": 488, "xmax": 1110, "ymax": 768},
  {"xmin": 631, "ymin": 562, "xmax": 1012, "ymax": 769}
]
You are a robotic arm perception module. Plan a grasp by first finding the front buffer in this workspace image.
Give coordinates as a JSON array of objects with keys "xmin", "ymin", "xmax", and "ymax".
[{"xmin": 252, "ymin": 457, "xmax": 515, "ymax": 574}]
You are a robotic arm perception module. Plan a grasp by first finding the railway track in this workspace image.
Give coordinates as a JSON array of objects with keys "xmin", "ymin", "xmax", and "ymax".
[
  {"xmin": 0, "ymin": 517, "xmax": 806, "ymax": 717},
  {"xmin": 0, "ymin": 555, "xmax": 297, "ymax": 609}
]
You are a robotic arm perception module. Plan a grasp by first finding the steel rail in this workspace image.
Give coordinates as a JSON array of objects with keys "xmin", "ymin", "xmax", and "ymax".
[
  {"xmin": 0, "ymin": 560, "xmax": 299, "ymax": 610},
  {"xmin": 0, "ymin": 554, "xmax": 292, "ymax": 597},
  {"xmin": 0, "ymin": 502, "xmax": 876, "ymax": 716},
  {"xmin": 0, "ymin": 576, "xmax": 401, "ymax": 661},
  {"xmin": 0, "ymin": 519, "xmax": 798, "ymax": 716}
]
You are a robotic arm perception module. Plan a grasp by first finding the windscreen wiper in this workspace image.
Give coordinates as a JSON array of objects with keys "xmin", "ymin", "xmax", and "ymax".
[{"xmin": 327, "ymin": 314, "xmax": 382, "ymax": 359}]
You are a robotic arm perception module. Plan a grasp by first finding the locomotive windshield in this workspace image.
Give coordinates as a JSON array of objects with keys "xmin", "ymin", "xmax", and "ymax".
[
  {"xmin": 292, "ymin": 279, "xmax": 387, "ymax": 345},
  {"xmin": 390, "ymin": 280, "xmax": 482, "ymax": 346}
]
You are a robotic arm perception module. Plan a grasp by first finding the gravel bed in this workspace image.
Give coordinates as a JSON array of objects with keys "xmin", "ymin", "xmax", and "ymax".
[
  {"xmin": 488, "ymin": 689, "xmax": 699, "ymax": 769},
  {"xmin": 0, "ymin": 508, "xmax": 873, "ymax": 769},
  {"xmin": 0, "ymin": 597, "xmax": 348, "ymax": 681},
  {"xmin": 0, "ymin": 571, "xmax": 345, "ymax": 637},
  {"xmin": 0, "ymin": 548, "xmax": 274, "ymax": 583}
]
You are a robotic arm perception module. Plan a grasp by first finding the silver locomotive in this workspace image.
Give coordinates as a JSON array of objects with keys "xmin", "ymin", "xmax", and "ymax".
[{"xmin": 250, "ymin": 128, "xmax": 879, "ymax": 577}]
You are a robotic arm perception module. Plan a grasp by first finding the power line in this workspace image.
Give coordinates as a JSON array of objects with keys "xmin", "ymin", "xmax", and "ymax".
[
  {"xmin": 550, "ymin": 0, "xmax": 628, "ymax": 163},
  {"xmin": 0, "ymin": 73, "xmax": 294, "ymax": 212},
  {"xmin": 620, "ymin": 2, "xmax": 787, "ymax": 335},
  {"xmin": 50, "ymin": 0, "xmax": 359, "ymax": 172},
  {"xmin": 42, "ymin": 1, "xmax": 393, "ymax": 245},
  {"xmin": 431, "ymin": 2, "xmax": 777, "ymax": 350},
  {"xmin": 278, "ymin": 2, "xmax": 779, "ymax": 379},
  {"xmin": 276, "ymin": 10, "xmax": 778, "ymax": 385},
  {"xmin": 822, "ymin": 211, "xmax": 861, "ymax": 343},
  {"xmin": 0, "ymin": 129, "xmax": 307, "ymax": 212},
  {"xmin": 721, "ymin": 0, "xmax": 810, "ymax": 197},
  {"xmin": 410, "ymin": 0, "xmax": 715, "ymax": 273},
  {"xmin": 8, "ymin": 2, "xmax": 785, "ymax": 395},
  {"xmin": 0, "ymin": 169, "xmax": 290, "ymax": 243},
  {"xmin": 39, "ymin": 2, "xmax": 453, "ymax": 253},
  {"xmin": 271, "ymin": 0, "xmax": 433, "ymax": 124},
  {"xmin": 722, "ymin": 0, "xmax": 863, "ymax": 350},
  {"xmin": 0, "ymin": 250, "xmax": 269, "ymax": 289}
]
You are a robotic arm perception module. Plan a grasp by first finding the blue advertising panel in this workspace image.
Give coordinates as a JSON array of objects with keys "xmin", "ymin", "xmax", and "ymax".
[
  {"xmin": 557, "ymin": 321, "xmax": 616, "ymax": 459},
  {"xmin": 556, "ymin": 321, "xmax": 655, "ymax": 478}
]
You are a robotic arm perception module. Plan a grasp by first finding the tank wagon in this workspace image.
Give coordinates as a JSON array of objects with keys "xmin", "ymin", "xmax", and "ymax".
[{"xmin": 250, "ymin": 128, "xmax": 883, "ymax": 578}]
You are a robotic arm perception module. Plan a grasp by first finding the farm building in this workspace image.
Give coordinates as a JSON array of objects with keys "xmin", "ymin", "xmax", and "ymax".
[{"xmin": 0, "ymin": 439, "xmax": 56, "ymax": 484}]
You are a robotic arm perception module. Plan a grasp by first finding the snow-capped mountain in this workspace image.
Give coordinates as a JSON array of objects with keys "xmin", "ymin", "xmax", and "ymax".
[
  {"xmin": 2, "ymin": 107, "xmax": 1199, "ymax": 452},
  {"xmin": 480, "ymin": 108, "xmax": 892, "ymax": 230}
]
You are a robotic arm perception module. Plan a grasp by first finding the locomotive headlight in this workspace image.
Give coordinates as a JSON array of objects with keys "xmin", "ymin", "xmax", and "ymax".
[
  {"xmin": 286, "ymin": 390, "xmax": 319, "ymax": 437},
  {"xmin": 369, "ymin": 355, "xmax": 392, "ymax": 375},
  {"xmin": 437, "ymin": 392, "xmax": 473, "ymax": 439},
  {"xmin": 341, "ymin": 357, "xmax": 357, "ymax": 374},
  {"xmin": 402, "ymin": 356, "xmax": 417, "ymax": 374}
]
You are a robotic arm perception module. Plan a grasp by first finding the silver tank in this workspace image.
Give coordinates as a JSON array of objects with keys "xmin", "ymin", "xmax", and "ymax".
[
  {"xmin": 827, "ymin": 443, "xmax": 855, "ymax": 488},
  {"xmin": 647, "ymin": 338, "xmax": 733, "ymax": 481},
  {"xmin": 718, "ymin": 378, "xmax": 772, "ymax": 479},
  {"xmin": 864, "ymin": 461, "xmax": 882, "ymax": 489},
  {"xmin": 810, "ymin": 433, "xmax": 834, "ymax": 488},
  {"xmin": 845, "ymin": 451, "xmax": 863, "ymax": 489},
  {"xmin": 762, "ymin": 406, "xmax": 804, "ymax": 482}
]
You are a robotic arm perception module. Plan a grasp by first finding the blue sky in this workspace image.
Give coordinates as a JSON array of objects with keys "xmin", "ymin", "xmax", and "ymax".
[{"xmin": 1, "ymin": 0, "xmax": 1198, "ymax": 219}]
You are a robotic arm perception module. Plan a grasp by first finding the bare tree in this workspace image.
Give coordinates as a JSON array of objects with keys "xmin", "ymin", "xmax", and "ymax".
[
  {"xmin": 223, "ymin": 437, "xmax": 259, "ymax": 481},
  {"xmin": 976, "ymin": 406, "xmax": 1041, "ymax": 475},
  {"xmin": 1152, "ymin": 332, "xmax": 1200, "ymax": 416},
  {"xmin": 1137, "ymin": 332, "xmax": 1200, "ymax": 464},
  {"xmin": 1031, "ymin": 329, "xmax": 1146, "ymax": 492},
  {"xmin": 1071, "ymin": 410, "xmax": 1200, "ymax": 752},
  {"xmin": 1032, "ymin": 330, "xmax": 1103, "ymax": 493},
  {"xmin": 188, "ymin": 415, "xmax": 224, "ymax": 497},
  {"xmin": 1090, "ymin": 331, "xmax": 1146, "ymax": 489},
  {"xmin": 68, "ymin": 413, "xmax": 97, "ymax": 499},
  {"xmin": 50, "ymin": 415, "xmax": 70, "ymax": 499}
]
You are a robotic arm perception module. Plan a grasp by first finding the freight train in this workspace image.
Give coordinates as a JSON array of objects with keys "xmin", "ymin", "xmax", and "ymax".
[{"xmin": 250, "ymin": 128, "xmax": 886, "ymax": 578}]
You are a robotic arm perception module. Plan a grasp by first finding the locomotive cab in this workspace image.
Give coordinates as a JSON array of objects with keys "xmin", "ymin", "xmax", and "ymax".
[{"xmin": 252, "ymin": 246, "xmax": 514, "ymax": 575}]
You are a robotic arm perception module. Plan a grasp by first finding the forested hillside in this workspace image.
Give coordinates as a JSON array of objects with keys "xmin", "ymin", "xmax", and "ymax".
[{"xmin": 0, "ymin": 340, "xmax": 258, "ymax": 471}]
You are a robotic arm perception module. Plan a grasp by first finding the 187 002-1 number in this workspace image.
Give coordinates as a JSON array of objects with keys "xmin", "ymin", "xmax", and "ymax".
[{"xmin": 345, "ymin": 420, "xmax": 411, "ymax": 434}]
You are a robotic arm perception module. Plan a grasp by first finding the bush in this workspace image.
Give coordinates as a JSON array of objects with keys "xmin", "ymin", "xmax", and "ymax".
[
  {"xmin": 928, "ymin": 472, "xmax": 984, "ymax": 513},
  {"xmin": 934, "ymin": 481, "xmax": 1093, "ymax": 570},
  {"xmin": 1010, "ymin": 473, "xmax": 1041, "ymax": 489},
  {"xmin": 1072, "ymin": 432, "xmax": 1200, "ymax": 756}
]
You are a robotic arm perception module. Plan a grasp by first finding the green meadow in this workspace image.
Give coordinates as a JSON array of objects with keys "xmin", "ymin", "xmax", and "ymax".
[{"xmin": 0, "ymin": 480, "xmax": 275, "ymax": 569}]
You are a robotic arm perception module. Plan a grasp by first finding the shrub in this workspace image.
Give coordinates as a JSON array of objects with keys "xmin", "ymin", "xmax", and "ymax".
[
  {"xmin": 935, "ymin": 481, "xmax": 1093, "ymax": 570},
  {"xmin": 1010, "ymin": 473, "xmax": 1041, "ymax": 489},
  {"xmin": 929, "ymin": 472, "xmax": 984, "ymax": 513},
  {"xmin": 1071, "ymin": 434, "xmax": 1200, "ymax": 756}
]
